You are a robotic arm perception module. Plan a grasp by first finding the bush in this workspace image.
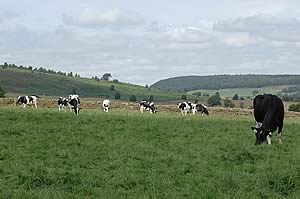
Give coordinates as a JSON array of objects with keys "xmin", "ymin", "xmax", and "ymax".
[
  {"xmin": 224, "ymin": 99, "xmax": 235, "ymax": 108},
  {"xmin": 149, "ymin": 95, "xmax": 154, "ymax": 102},
  {"xmin": 115, "ymin": 92, "xmax": 121, "ymax": 100},
  {"xmin": 288, "ymin": 103, "xmax": 300, "ymax": 112},
  {"xmin": 0, "ymin": 86, "xmax": 6, "ymax": 98},
  {"xmin": 233, "ymin": 94, "xmax": 239, "ymax": 100},
  {"xmin": 112, "ymin": 79, "xmax": 119, "ymax": 83},
  {"xmin": 110, "ymin": 85, "xmax": 115, "ymax": 91},
  {"xmin": 192, "ymin": 92, "xmax": 202, "ymax": 97},
  {"xmin": 207, "ymin": 92, "xmax": 221, "ymax": 106},
  {"xmin": 181, "ymin": 95, "xmax": 187, "ymax": 100},
  {"xmin": 129, "ymin": 94, "xmax": 137, "ymax": 102}
]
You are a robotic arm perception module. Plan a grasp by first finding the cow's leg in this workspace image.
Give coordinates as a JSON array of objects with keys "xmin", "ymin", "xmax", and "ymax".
[
  {"xmin": 23, "ymin": 104, "xmax": 26, "ymax": 108},
  {"xmin": 58, "ymin": 105, "xmax": 61, "ymax": 111},
  {"xmin": 140, "ymin": 106, "xmax": 144, "ymax": 114},
  {"xmin": 34, "ymin": 101, "xmax": 37, "ymax": 109},
  {"xmin": 267, "ymin": 133, "xmax": 272, "ymax": 145},
  {"xmin": 278, "ymin": 120, "xmax": 283, "ymax": 144},
  {"xmin": 192, "ymin": 109, "xmax": 196, "ymax": 115}
]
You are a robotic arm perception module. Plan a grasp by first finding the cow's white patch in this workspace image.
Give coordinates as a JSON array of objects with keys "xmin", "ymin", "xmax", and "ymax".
[
  {"xmin": 102, "ymin": 99, "xmax": 110, "ymax": 112},
  {"xmin": 267, "ymin": 134, "xmax": 272, "ymax": 145},
  {"xmin": 256, "ymin": 122, "xmax": 262, "ymax": 128}
]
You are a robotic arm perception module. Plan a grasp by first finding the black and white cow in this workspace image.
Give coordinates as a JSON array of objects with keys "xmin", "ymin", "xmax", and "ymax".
[
  {"xmin": 178, "ymin": 102, "xmax": 193, "ymax": 116},
  {"xmin": 16, "ymin": 95, "xmax": 39, "ymax": 109},
  {"xmin": 178, "ymin": 102, "xmax": 209, "ymax": 116},
  {"xmin": 251, "ymin": 94, "xmax": 284, "ymax": 145},
  {"xmin": 102, "ymin": 99, "xmax": 110, "ymax": 113},
  {"xmin": 192, "ymin": 104, "xmax": 209, "ymax": 115},
  {"xmin": 58, "ymin": 97, "xmax": 71, "ymax": 112},
  {"xmin": 140, "ymin": 101, "xmax": 157, "ymax": 114},
  {"xmin": 68, "ymin": 94, "xmax": 81, "ymax": 115}
]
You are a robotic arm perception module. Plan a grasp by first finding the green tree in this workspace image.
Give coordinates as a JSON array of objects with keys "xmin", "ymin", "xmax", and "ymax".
[
  {"xmin": 149, "ymin": 95, "xmax": 154, "ymax": 102},
  {"xmin": 110, "ymin": 85, "xmax": 115, "ymax": 91},
  {"xmin": 224, "ymin": 99, "xmax": 235, "ymax": 108},
  {"xmin": 129, "ymin": 94, "xmax": 137, "ymax": 102},
  {"xmin": 181, "ymin": 95, "xmax": 187, "ymax": 100},
  {"xmin": 207, "ymin": 92, "xmax": 221, "ymax": 106},
  {"xmin": 0, "ymin": 86, "xmax": 6, "ymax": 98},
  {"xmin": 232, "ymin": 94, "xmax": 239, "ymax": 100},
  {"xmin": 101, "ymin": 73, "xmax": 112, "ymax": 81},
  {"xmin": 71, "ymin": 88, "xmax": 77, "ymax": 94},
  {"xmin": 115, "ymin": 92, "xmax": 121, "ymax": 100},
  {"xmin": 288, "ymin": 103, "xmax": 300, "ymax": 112}
]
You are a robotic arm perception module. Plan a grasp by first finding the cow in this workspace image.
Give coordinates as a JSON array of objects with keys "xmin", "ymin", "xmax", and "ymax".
[
  {"xmin": 178, "ymin": 102, "xmax": 193, "ymax": 116},
  {"xmin": 68, "ymin": 94, "xmax": 81, "ymax": 115},
  {"xmin": 102, "ymin": 99, "xmax": 110, "ymax": 112},
  {"xmin": 16, "ymin": 95, "xmax": 39, "ymax": 109},
  {"xmin": 178, "ymin": 102, "xmax": 209, "ymax": 116},
  {"xmin": 58, "ymin": 97, "xmax": 71, "ymax": 112},
  {"xmin": 140, "ymin": 101, "xmax": 157, "ymax": 114},
  {"xmin": 192, "ymin": 104, "xmax": 209, "ymax": 115},
  {"xmin": 251, "ymin": 94, "xmax": 284, "ymax": 145}
]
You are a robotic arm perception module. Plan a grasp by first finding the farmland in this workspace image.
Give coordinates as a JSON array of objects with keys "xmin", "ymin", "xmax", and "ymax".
[
  {"xmin": 0, "ymin": 68, "xmax": 194, "ymax": 102},
  {"xmin": 0, "ymin": 107, "xmax": 300, "ymax": 198}
]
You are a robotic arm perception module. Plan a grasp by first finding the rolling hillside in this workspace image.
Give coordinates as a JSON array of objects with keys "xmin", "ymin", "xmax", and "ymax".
[
  {"xmin": 151, "ymin": 75, "xmax": 300, "ymax": 91},
  {"xmin": 0, "ymin": 68, "xmax": 193, "ymax": 102}
]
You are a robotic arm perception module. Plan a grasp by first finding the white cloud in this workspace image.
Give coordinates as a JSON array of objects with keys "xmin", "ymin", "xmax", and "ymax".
[
  {"xmin": 2, "ymin": 6, "xmax": 300, "ymax": 85},
  {"xmin": 63, "ymin": 8, "xmax": 145, "ymax": 29},
  {"xmin": 0, "ymin": 11, "xmax": 19, "ymax": 23},
  {"xmin": 221, "ymin": 32, "xmax": 259, "ymax": 47},
  {"xmin": 214, "ymin": 14, "xmax": 300, "ymax": 42}
]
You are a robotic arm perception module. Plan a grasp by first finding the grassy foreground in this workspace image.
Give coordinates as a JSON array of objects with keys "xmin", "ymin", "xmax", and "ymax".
[{"xmin": 0, "ymin": 108, "xmax": 300, "ymax": 198}]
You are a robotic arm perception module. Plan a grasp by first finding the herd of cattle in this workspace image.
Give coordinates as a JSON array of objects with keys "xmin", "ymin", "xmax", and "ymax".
[{"xmin": 15, "ymin": 94, "xmax": 285, "ymax": 145}]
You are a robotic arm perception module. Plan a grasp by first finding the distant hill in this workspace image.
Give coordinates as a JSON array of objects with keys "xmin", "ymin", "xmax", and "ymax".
[
  {"xmin": 151, "ymin": 75, "xmax": 300, "ymax": 91},
  {"xmin": 0, "ymin": 68, "xmax": 192, "ymax": 102}
]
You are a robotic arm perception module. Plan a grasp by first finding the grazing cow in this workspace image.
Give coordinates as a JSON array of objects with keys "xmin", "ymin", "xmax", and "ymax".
[
  {"xmin": 251, "ymin": 94, "xmax": 284, "ymax": 145},
  {"xmin": 16, "ymin": 95, "xmax": 39, "ymax": 109},
  {"xmin": 140, "ymin": 101, "xmax": 157, "ymax": 114},
  {"xmin": 178, "ymin": 102, "xmax": 193, "ymax": 116},
  {"xmin": 192, "ymin": 104, "xmax": 209, "ymax": 115},
  {"xmin": 102, "ymin": 99, "xmax": 110, "ymax": 112},
  {"xmin": 68, "ymin": 94, "xmax": 81, "ymax": 115},
  {"xmin": 58, "ymin": 97, "xmax": 71, "ymax": 112}
]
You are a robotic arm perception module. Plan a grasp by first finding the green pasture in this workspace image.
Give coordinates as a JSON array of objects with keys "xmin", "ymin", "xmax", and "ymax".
[
  {"xmin": 0, "ymin": 108, "xmax": 299, "ymax": 198},
  {"xmin": 0, "ymin": 68, "xmax": 194, "ymax": 102}
]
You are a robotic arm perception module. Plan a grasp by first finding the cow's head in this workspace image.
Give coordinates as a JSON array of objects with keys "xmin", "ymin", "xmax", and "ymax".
[
  {"xmin": 251, "ymin": 127, "xmax": 270, "ymax": 145},
  {"xmin": 178, "ymin": 103, "xmax": 185, "ymax": 110},
  {"xmin": 16, "ymin": 96, "xmax": 23, "ymax": 104}
]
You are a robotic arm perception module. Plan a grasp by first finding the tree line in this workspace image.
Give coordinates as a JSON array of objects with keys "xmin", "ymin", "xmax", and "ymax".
[
  {"xmin": 152, "ymin": 75, "xmax": 300, "ymax": 91},
  {"xmin": 1, "ymin": 62, "xmax": 81, "ymax": 78}
]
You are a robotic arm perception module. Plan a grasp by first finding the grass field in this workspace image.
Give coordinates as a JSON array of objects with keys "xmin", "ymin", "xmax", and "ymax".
[
  {"xmin": 0, "ymin": 108, "xmax": 300, "ymax": 198},
  {"xmin": 0, "ymin": 68, "xmax": 194, "ymax": 102}
]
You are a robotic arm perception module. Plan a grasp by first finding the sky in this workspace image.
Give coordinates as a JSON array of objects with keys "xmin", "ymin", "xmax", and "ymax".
[{"xmin": 1, "ymin": 0, "xmax": 300, "ymax": 85}]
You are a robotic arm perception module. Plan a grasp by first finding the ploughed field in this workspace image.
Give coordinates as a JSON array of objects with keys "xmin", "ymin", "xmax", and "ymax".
[{"xmin": 0, "ymin": 108, "xmax": 300, "ymax": 198}]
